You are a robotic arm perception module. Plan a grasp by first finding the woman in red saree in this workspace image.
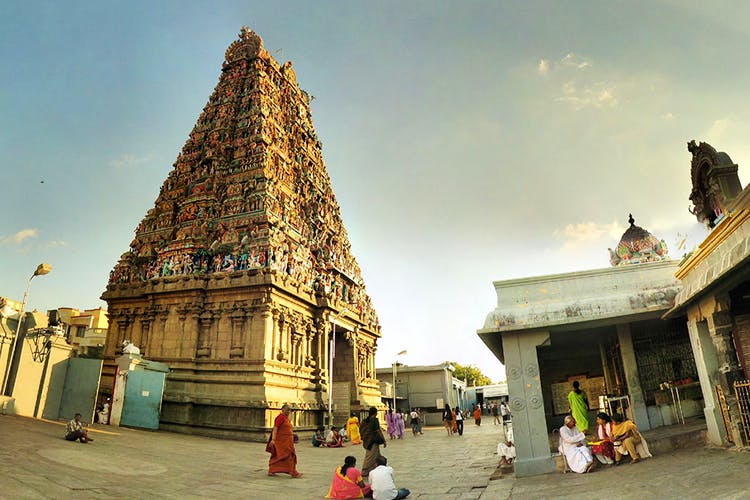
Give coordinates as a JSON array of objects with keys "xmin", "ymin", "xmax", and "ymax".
[
  {"xmin": 590, "ymin": 412, "xmax": 615, "ymax": 465},
  {"xmin": 268, "ymin": 404, "xmax": 302, "ymax": 478},
  {"xmin": 325, "ymin": 455, "xmax": 371, "ymax": 499}
]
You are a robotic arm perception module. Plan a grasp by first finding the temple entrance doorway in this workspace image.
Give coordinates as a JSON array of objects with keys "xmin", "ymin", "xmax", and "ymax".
[{"xmin": 332, "ymin": 326, "xmax": 356, "ymax": 425}]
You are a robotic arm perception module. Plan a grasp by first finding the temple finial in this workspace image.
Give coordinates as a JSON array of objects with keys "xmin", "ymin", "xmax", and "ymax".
[{"xmin": 628, "ymin": 213, "xmax": 635, "ymax": 226}]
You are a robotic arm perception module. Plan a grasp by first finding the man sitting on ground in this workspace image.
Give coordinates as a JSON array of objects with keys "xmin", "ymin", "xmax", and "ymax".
[
  {"xmin": 496, "ymin": 427, "xmax": 516, "ymax": 466},
  {"xmin": 312, "ymin": 426, "xmax": 327, "ymax": 447},
  {"xmin": 369, "ymin": 456, "xmax": 410, "ymax": 500},
  {"xmin": 65, "ymin": 413, "xmax": 93, "ymax": 443}
]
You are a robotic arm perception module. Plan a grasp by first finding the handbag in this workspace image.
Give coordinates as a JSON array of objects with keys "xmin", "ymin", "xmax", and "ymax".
[
  {"xmin": 375, "ymin": 428, "xmax": 386, "ymax": 445},
  {"xmin": 265, "ymin": 434, "xmax": 275, "ymax": 454}
]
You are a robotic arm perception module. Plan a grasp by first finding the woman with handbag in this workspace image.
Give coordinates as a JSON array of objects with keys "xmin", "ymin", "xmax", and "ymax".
[
  {"xmin": 360, "ymin": 407, "xmax": 387, "ymax": 478},
  {"xmin": 267, "ymin": 404, "xmax": 302, "ymax": 478}
]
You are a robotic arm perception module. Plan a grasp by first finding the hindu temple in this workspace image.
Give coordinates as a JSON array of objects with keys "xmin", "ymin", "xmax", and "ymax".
[{"xmin": 101, "ymin": 27, "xmax": 382, "ymax": 440}]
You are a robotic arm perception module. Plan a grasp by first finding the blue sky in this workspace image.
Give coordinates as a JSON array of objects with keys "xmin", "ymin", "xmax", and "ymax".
[{"xmin": 3, "ymin": 1, "xmax": 749, "ymax": 381}]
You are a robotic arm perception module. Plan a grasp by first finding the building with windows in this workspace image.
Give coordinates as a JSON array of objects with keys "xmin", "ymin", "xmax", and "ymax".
[
  {"xmin": 377, "ymin": 363, "xmax": 466, "ymax": 425},
  {"xmin": 478, "ymin": 217, "xmax": 700, "ymax": 476},
  {"xmin": 53, "ymin": 307, "xmax": 109, "ymax": 358}
]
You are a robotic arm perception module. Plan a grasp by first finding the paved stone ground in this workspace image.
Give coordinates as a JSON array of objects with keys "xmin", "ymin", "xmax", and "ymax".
[
  {"xmin": 486, "ymin": 445, "xmax": 750, "ymax": 500},
  {"xmin": 3, "ymin": 415, "xmax": 750, "ymax": 499},
  {"xmin": 0, "ymin": 415, "xmax": 501, "ymax": 499}
]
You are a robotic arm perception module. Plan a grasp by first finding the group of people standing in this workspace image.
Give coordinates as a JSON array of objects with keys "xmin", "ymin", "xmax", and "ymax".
[{"xmin": 267, "ymin": 404, "xmax": 409, "ymax": 499}]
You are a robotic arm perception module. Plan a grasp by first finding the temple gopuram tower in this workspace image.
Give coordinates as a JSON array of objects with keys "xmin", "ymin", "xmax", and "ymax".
[{"xmin": 101, "ymin": 27, "xmax": 381, "ymax": 439}]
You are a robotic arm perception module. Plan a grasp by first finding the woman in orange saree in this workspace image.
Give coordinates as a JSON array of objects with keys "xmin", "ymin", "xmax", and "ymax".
[
  {"xmin": 346, "ymin": 412, "xmax": 362, "ymax": 445},
  {"xmin": 325, "ymin": 455, "xmax": 371, "ymax": 499},
  {"xmin": 268, "ymin": 404, "xmax": 302, "ymax": 478}
]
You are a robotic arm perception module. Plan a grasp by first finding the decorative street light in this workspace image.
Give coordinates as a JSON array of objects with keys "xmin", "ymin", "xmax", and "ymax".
[
  {"xmin": 2, "ymin": 263, "xmax": 52, "ymax": 396},
  {"xmin": 328, "ymin": 307, "xmax": 350, "ymax": 427},
  {"xmin": 392, "ymin": 350, "xmax": 407, "ymax": 411}
]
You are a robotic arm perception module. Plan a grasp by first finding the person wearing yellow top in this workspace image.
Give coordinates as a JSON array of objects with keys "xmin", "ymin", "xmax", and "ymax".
[
  {"xmin": 611, "ymin": 414, "xmax": 651, "ymax": 464},
  {"xmin": 346, "ymin": 412, "xmax": 361, "ymax": 445}
]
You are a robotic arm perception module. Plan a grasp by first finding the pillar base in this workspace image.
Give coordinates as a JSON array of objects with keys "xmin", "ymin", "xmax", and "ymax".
[{"xmin": 514, "ymin": 456, "xmax": 557, "ymax": 477}]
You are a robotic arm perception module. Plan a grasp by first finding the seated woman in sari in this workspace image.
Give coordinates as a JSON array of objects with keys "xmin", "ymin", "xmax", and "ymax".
[
  {"xmin": 326, "ymin": 426, "xmax": 344, "ymax": 448},
  {"xmin": 326, "ymin": 455, "xmax": 372, "ymax": 499},
  {"xmin": 590, "ymin": 412, "xmax": 615, "ymax": 465},
  {"xmin": 611, "ymin": 413, "xmax": 652, "ymax": 464},
  {"xmin": 347, "ymin": 412, "xmax": 362, "ymax": 445}
]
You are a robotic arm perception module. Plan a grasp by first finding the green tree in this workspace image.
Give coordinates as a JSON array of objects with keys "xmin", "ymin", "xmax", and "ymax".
[{"xmin": 448, "ymin": 361, "xmax": 492, "ymax": 386}]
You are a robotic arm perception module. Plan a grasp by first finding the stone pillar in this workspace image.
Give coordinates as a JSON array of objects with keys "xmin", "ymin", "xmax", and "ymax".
[
  {"xmin": 706, "ymin": 297, "xmax": 745, "ymax": 445},
  {"xmin": 230, "ymin": 309, "xmax": 246, "ymax": 358},
  {"xmin": 139, "ymin": 317, "xmax": 152, "ymax": 356},
  {"xmin": 598, "ymin": 340, "xmax": 612, "ymax": 394},
  {"xmin": 116, "ymin": 319, "xmax": 127, "ymax": 348},
  {"xmin": 616, "ymin": 324, "xmax": 650, "ymax": 430},
  {"xmin": 196, "ymin": 312, "xmax": 214, "ymax": 358},
  {"xmin": 707, "ymin": 306, "xmax": 744, "ymax": 389},
  {"xmin": 502, "ymin": 330, "xmax": 556, "ymax": 477},
  {"xmin": 259, "ymin": 308, "xmax": 274, "ymax": 361},
  {"xmin": 686, "ymin": 315, "xmax": 725, "ymax": 445}
]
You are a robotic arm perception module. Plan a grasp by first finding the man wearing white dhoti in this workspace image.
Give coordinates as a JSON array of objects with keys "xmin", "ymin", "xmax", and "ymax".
[
  {"xmin": 496, "ymin": 427, "xmax": 516, "ymax": 465},
  {"xmin": 559, "ymin": 415, "xmax": 596, "ymax": 473}
]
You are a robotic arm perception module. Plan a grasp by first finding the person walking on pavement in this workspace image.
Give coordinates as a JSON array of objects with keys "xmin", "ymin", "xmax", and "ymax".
[
  {"xmin": 409, "ymin": 408, "xmax": 419, "ymax": 436},
  {"xmin": 454, "ymin": 406, "xmax": 464, "ymax": 436},
  {"xmin": 267, "ymin": 404, "xmax": 302, "ymax": 478},
  {"xmin": 492, "ymin": 402, "xmax": 501, "ymax": 425},
  {"xmin": 394, "ymin": 411, "xmax": 405, "ymax": 439},
  {"xmin": 361, "ymin": 407, "xmax": 387, "ymax": 478},
  {"xmin": 385, "ymin": 409, "xmax": 396, "ymax": 440},
  {"xmin": 500, "ymin": 401, "xmax": 511, "ymax": 427},
  {"xmin": 442, "ymin": 404, "xmax": 454, "ymax": 436}
]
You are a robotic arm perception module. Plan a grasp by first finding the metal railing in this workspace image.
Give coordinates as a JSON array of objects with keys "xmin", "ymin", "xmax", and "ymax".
[
  {"xmin": 734, "ymin": 380, "xmax": 750, "ymax": 444},
  {"xmin": 716, "ymin": 384, "xmax": 734, "ymax": 443}
]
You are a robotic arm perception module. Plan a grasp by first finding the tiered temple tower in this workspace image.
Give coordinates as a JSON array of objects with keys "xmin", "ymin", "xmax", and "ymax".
[{"xmin": 101, "ymin": 27, "xmax": 382, "ymax": 439}]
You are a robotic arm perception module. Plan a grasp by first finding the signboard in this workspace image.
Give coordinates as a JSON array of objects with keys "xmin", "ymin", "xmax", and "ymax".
[
  {"xmin": 436, "ymin": 398, "xmax": 444, "ymax": 409},
  {"xmin": 483, "ymin": 382, "xmax": 508, "ymax": 398}
]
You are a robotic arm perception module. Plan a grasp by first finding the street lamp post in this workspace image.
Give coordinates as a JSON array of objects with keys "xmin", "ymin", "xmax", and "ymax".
[
  {"xmin": 392, "ymin": 350, "xmax": 407, "ymax": 411},
  {"xmin": 328, "ymin": 307, "xmax": 350, "ymax": 427},
  {"xmin": 2, "ymin": 263, "xmax": 52, "ymax": 396}
]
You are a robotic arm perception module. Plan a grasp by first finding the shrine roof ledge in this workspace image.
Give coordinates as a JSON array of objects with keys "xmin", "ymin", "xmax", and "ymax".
[{"xmin": 479, "ymin": 260, "xmax": 682, "ymax": 334}]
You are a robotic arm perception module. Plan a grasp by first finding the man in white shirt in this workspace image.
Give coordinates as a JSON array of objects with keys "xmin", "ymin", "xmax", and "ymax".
[{"xmin": 369, "ymin": 456, "xmax": 410, "ymax": 500}]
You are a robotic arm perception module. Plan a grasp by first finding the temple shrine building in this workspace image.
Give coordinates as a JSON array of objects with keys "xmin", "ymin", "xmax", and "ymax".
[
  {"xmin": 101, "ymin": 27, "xmax": 382, "ymax": 440},
  {"xmin": 478, "ymin": 141, "xmax": 750, "ymax": 477}
]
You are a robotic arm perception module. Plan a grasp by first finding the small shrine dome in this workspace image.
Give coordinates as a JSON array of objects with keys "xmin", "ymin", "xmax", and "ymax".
[{"xmin": 608, "ymin": 214, "xmax": 669, "ymax": 266}]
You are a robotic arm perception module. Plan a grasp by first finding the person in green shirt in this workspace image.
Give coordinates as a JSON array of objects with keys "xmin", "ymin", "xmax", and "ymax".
[{"xmin": 567, "ymin": 381, "xmax": 589, "ymax": 433}]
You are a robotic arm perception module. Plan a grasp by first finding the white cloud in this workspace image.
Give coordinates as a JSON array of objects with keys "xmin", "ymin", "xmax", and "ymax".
[
  {"xmin": 662, "ymin": 112, "xmax": 675, "ymax": 120},
  {"xmin": 0, "ymin": 228, "xmax": 39, "ymax": 245},
  {"xmin": 553, "ymin": 220, "xmax": 626, "ymax": 253},
  {"xmin": 561, "ymin": 53, "xmax": 591, "ymax": 69},
  {"xmin": 706, "ymin": 118, "xmax": 730, "ymax": 143},
  {"xmin": 538, "ymin": 59, "xmax": 550, "ymax": 74},
  {"xmin": 45, "ymin": 239, "xmax": 68, "ymax": 248},
  {"xmin": 109, "ymin": 154, "xmax": 150, "ymax": 170},
  {"xmin": 555, "ymin": 83, "xmax": 618, "ymax": 109}
]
